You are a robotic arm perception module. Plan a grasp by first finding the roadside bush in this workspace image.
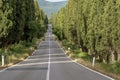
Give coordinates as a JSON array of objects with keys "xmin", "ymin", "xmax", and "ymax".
[
  {"xmin": 109, "ymin": 61, "xmax": 120, "ymax": 74},
  {"xmin": 78, "ymin": 52, "xmax": 88, "ymax": 58},
  {"xmin": 10, "ymin": 42, "xmax": 25, "ymax": 53},
  {"xmin": 62, "ymin": 40, "xmax": 77, "ymax": 49}
]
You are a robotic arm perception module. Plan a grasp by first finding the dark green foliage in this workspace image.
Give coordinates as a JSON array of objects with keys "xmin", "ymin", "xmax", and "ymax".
[
  {"xmin": 0, "ymin": 0, "xmax": 13, "ymax": 48},
  {"xmin": 0, "ymin": 0, "xmax": 48, "ymax": 48},
  {"xmin": 0, "ymin": 0, "xmax": 48, "ymax": 66}
]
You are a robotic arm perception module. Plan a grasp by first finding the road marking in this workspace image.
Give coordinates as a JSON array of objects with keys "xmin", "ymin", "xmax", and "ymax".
[
  {"xmin": 16, "ymin": 61, "xmax": 73, "ymax": 66},
  {"xmin": 0, "ymin": 49, "xmax": 37, "ymax": 72},
  {"xmin": 56, "ymin": 42, "xmax": 115, "ymax": 80},
  {"xmin": 46, "ymin": 31, "xmax": 51, "ymax": 80},
  {"xmin": 30, "ymin": 53, "xmax": 65, "ymax": 57},
  {"xmin": 0, "ymin": 41, "xmax": 47, "ymax": 72},
  {"xmin": 0, "ymin": 69, "xmax": 6, "ymax": 72},
  {"xmin": 0, "ymin": 40, "xmax": 50, "ymax": 72},
  {"xmin": 26, "ymin": 57, "xmax": 69, "ymax": 61}
]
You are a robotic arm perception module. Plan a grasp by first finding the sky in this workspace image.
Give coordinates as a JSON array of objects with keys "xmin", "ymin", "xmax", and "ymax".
[{"xmin": 45, "ymin": 0, "xmax": 68, "ymax": 2}]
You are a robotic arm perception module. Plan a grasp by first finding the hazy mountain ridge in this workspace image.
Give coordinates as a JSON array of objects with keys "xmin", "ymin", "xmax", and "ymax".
[{"xmin": 37, "ymin": 0, "xmax": 68, "ymax": 18}]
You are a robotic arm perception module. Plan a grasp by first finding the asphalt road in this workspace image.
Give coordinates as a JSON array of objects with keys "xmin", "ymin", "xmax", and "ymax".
[{"xmin": 0, "ymin": 24, "xmax": 114, "ymax": 80}]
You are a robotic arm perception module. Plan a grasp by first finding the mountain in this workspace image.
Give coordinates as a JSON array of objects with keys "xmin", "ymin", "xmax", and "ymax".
[{"xmin": 37, "ymin": 0, "xmax": 68, "ymax": 18}]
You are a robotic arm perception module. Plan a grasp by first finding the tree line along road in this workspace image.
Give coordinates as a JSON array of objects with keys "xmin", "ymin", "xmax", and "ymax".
[{"xmin": 0, "ymin": 24, "xmax": 114, "ymax": 80}]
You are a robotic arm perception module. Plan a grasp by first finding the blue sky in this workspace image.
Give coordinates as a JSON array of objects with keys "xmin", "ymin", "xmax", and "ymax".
[{"xmin": 45, "ymin": 0, "xmax": 68, "ymax": 2}]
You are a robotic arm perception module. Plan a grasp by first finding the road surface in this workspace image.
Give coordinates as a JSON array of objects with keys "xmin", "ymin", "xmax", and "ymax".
[{"xmin": 0, "ymin": 24, "xmax": 114, "ymax": 80}]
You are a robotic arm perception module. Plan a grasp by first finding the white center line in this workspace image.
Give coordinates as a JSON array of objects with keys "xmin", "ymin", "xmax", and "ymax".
[{"xmin": 46, "ymin": 29, "xmax": 51, "ymax": 80}]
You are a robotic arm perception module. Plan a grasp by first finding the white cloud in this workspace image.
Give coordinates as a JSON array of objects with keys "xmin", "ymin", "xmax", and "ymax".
[{"xmin": 45, "ymin": 0, "xmax": 67, "ymax": 2}]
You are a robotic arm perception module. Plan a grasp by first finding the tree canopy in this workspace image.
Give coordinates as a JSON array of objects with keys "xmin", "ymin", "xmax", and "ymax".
[
  {"xmin": 50, "ymin": 0, "xmax": 120, "ymax": 63},
  {"xmin": 0, "ymin": 0, "xmax": 48, "ymax": 48}
]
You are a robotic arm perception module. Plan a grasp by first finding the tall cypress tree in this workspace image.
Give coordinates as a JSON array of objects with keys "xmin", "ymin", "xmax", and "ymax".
[{"xmin": 0, "ymin": 0, "xmax": 12, "ymax": 48}]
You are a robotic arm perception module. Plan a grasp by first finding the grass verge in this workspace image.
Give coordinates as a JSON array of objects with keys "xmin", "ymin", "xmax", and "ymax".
[
  {"xmin": 0, "ymin": 37, "xmax": 44, "ymax": 69},
  {"xmin": 60, "ymin": 40, "xmax": 120, "ymax": 80}
]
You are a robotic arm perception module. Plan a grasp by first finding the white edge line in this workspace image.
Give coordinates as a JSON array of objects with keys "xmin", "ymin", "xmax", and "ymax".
[
  {"xmin": 56, "ymin": 41, "xmax": 115, "ymax": 80},
  {"xmin": 0, "ymin": 50, "xmax": 37, "ymax": 72},
  {"xmin": 0, "ymin": 40, "xmax": 45, "ymax": 72}
]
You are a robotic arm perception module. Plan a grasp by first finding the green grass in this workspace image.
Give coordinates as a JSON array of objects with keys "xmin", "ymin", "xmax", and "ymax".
[
  {"xmin": 61, "ymin": 40, "xmax": 120, "ymax": 79},
  {"xmin": 101, "ymin": 61, "xmax": 120, "ymax": 75},
  {"xmin": 0, "ymin": 37, "xmax": 42, "ymax": 67},
  {"xmin": 78, "ymin": 52, "xmax": 87, "ymax": 57}
]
